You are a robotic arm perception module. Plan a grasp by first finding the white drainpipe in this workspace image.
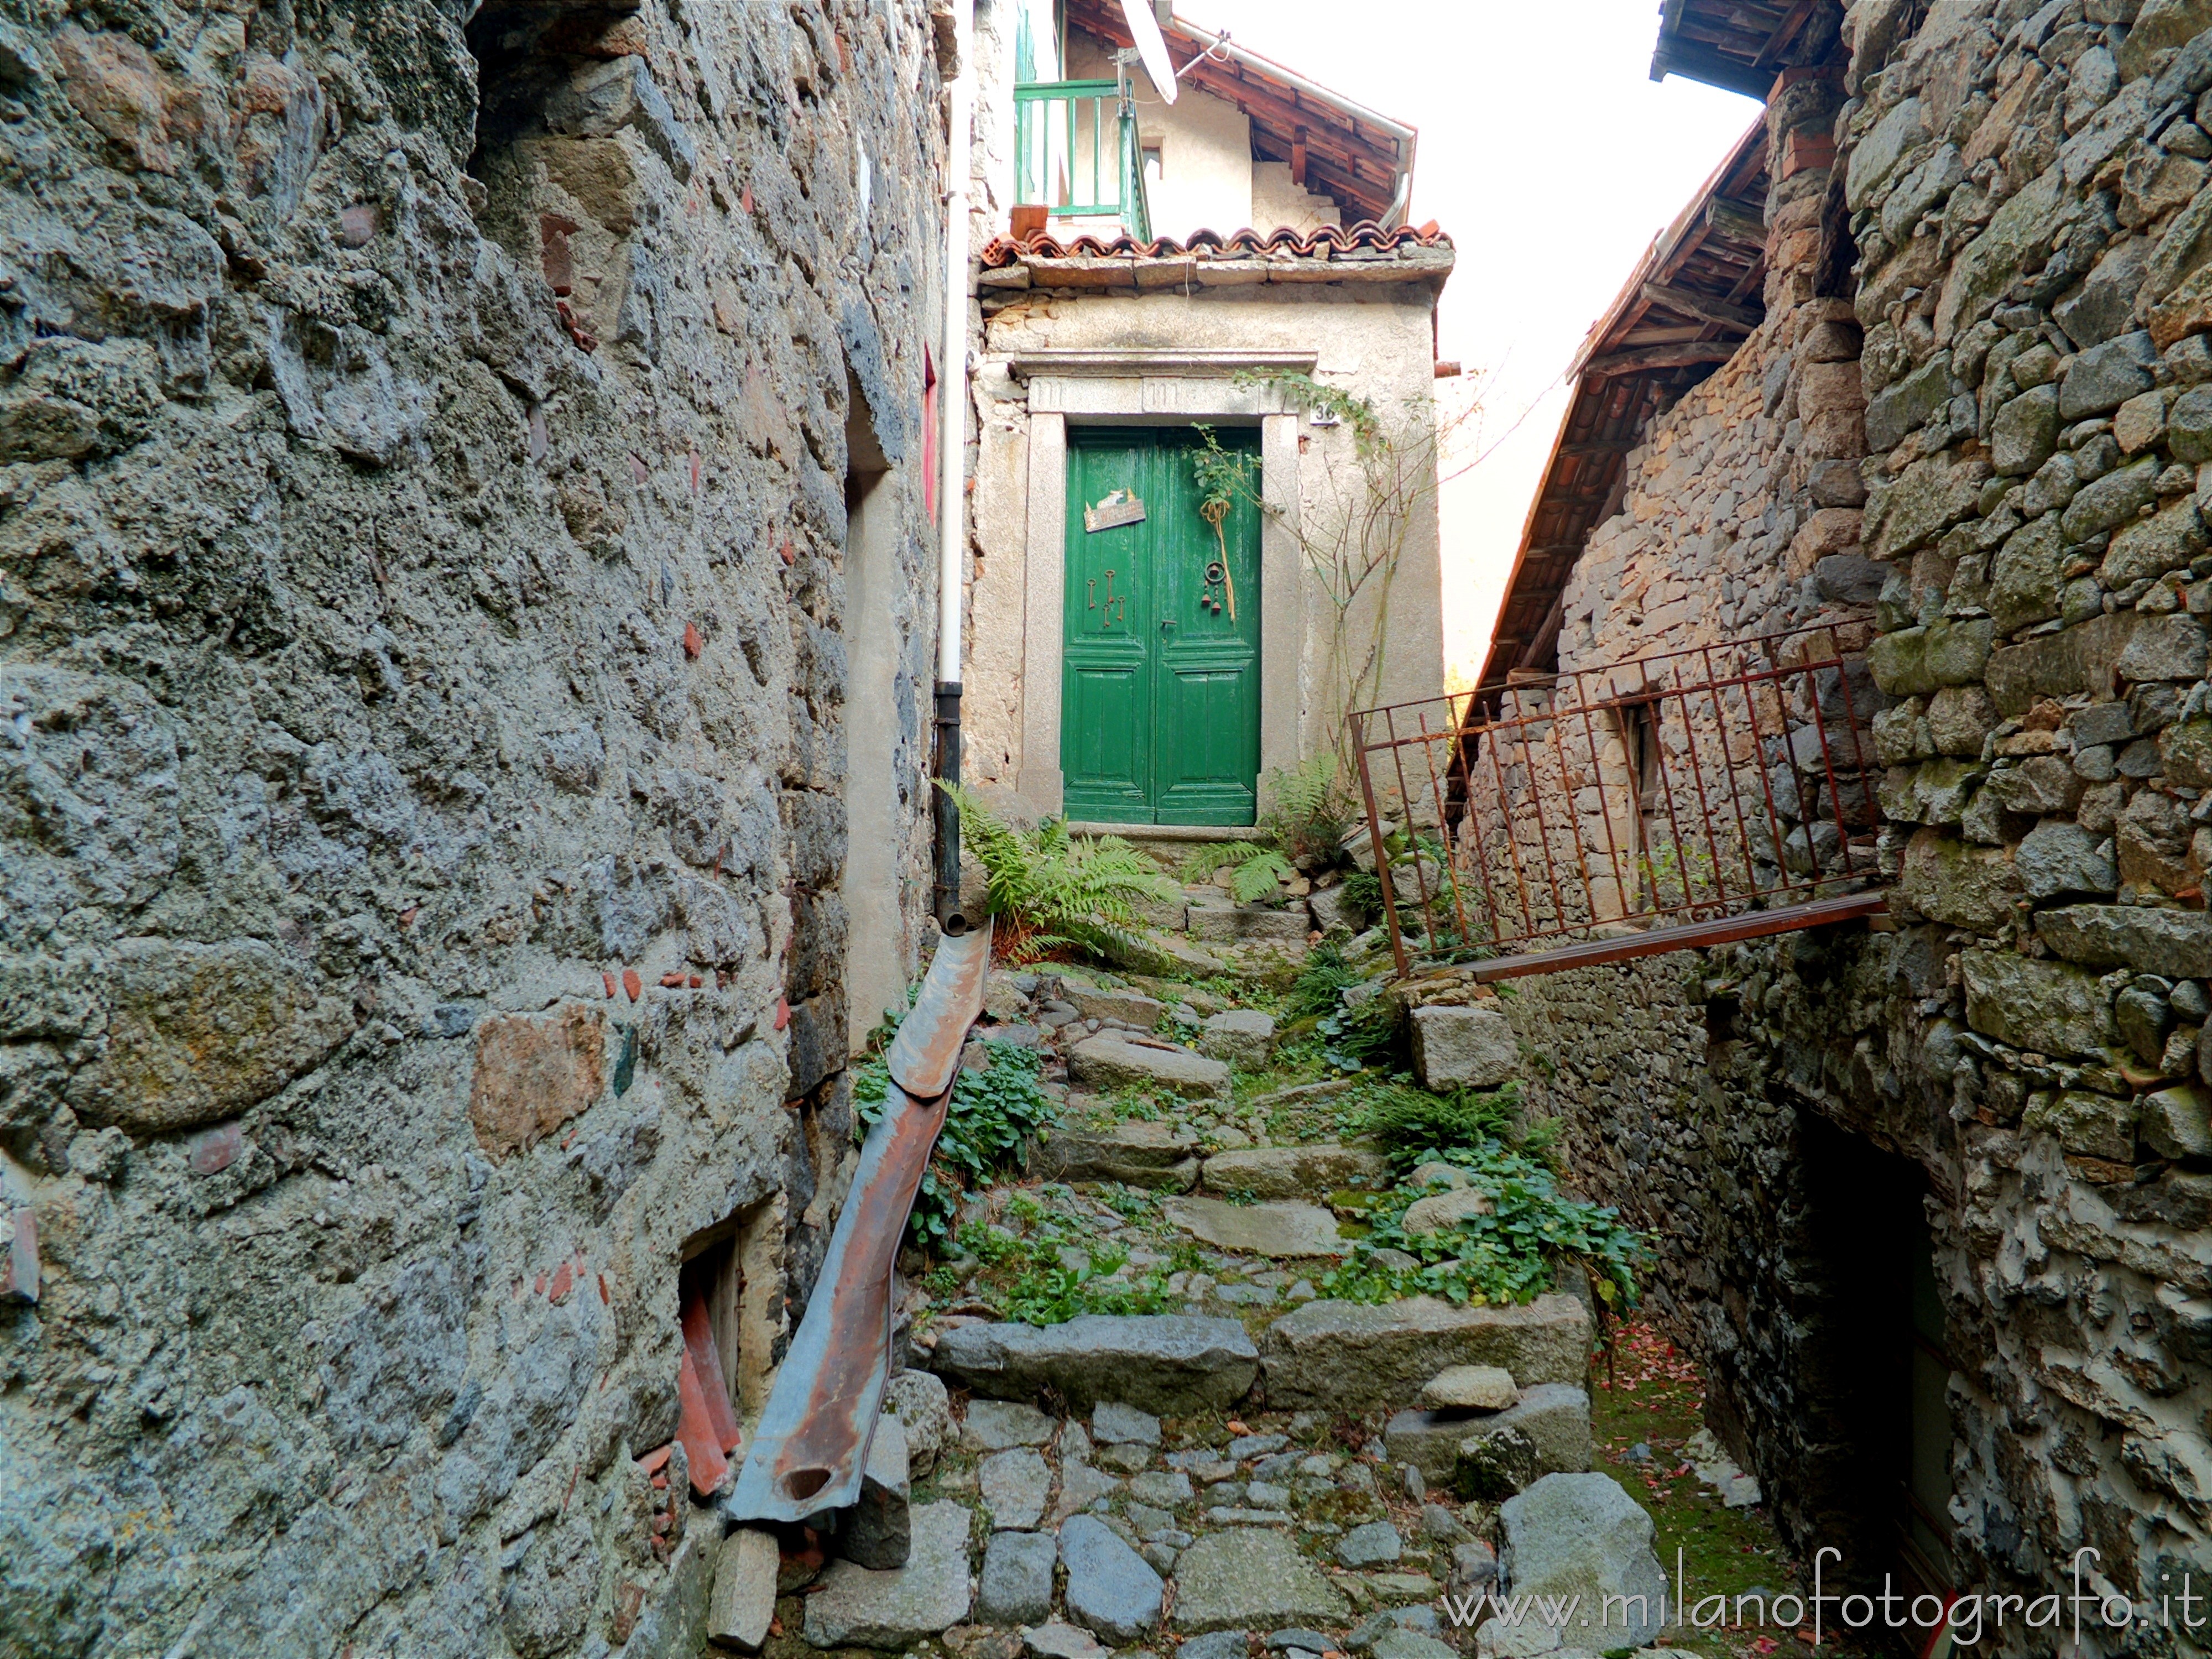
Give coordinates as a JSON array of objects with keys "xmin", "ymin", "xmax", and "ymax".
[{"xmin": 932, "ymin": 0, "xmax": 975, "ymax": 930}]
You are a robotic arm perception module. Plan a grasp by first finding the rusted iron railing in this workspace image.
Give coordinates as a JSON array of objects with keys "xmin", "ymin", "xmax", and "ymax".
[
  {"xmin": 1349, "ymin": 624, "xmax": 1890, "ymax": 980},
  {"xmin": 724, "ymin": 920, "xmax": 992, "ymax": 1525}
]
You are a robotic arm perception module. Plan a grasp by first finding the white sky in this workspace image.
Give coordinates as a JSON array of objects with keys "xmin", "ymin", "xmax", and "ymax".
[{"xmin": 1170, "ymin": 1, "xmax": 1764, "ymax": 688}]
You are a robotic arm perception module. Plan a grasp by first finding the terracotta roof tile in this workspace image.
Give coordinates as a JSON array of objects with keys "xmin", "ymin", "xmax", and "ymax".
[{"xmin": 980, "ymin": 219, "xmax": 1449, "ymax": 269}]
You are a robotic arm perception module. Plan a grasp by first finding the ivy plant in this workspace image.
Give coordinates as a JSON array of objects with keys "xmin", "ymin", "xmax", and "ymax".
[{"xmin": 1320, "ymin": 1139, "xmax": 1646, "ymax": 1310}]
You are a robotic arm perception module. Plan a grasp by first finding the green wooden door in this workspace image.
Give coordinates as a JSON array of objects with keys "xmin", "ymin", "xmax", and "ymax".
[{"xmin": 1062, "ymin": 429, "xmax": 1260, "ymax": 825}]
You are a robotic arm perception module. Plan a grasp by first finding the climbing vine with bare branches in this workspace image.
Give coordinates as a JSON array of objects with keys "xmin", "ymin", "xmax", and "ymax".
[{"xmin": 1195, "ymin": 370, "xmax": 1475, "ymax": 781}]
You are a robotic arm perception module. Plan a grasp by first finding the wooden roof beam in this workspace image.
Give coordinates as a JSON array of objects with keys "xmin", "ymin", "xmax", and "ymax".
[
  {"xmin": 1754, "ymin": 0, "xmax": 1821, "ymax": 66},
  {"xmin": 1639, "ymin": 280, "xmax": 1762, "ymax": 332},
  {"xmin": 1704, "ymin": 195, "xmax": 1767, "ymax": 247},
  {"xmin": 1583, "ymin": 339, "xmax": 1741, "ymax": 377}
]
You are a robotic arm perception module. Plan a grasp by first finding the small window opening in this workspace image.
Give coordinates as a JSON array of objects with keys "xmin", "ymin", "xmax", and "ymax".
[
  {"xmin": 1141, "ymin": 141, "xmax": 1164, "ymax": 187},
  {"xmin": 672, "ymin": 1202, "xmax": 780, "ymax": 1494},
  {"xmin": 1616, "ymin": 697, "xmax": 1674, "ymax": 905},
  {"xmin": 1702, "ymin": 989, "xmax": 1739, "ymax": 1061}
]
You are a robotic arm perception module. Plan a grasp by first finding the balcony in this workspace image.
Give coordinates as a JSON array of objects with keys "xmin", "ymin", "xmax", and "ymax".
[
  {"xmin": 1348, "ymin": 624, "xmax": 1892, "ymax": 982},
  {"xmin": 1013, "ymin": 79, "xmax": 1151, "ymax": 239}
]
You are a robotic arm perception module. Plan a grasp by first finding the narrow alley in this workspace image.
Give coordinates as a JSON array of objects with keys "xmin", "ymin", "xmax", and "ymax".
[{"xmin": 2, "ymin": 2, "xmax": 2208, "ymax": 1659}]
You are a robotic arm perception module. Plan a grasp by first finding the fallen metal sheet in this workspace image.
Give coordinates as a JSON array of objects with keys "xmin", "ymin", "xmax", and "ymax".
[
  {"xmin": 724, "ymin": 921, "xmax": 992, "ymax": 1524},
  {"xmin": 886, "ymin": 924, "xmax": 994, "ymax": 1098}
]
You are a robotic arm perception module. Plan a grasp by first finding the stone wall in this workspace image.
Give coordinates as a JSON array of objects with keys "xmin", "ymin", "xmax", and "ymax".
[
  {"xmin": 1480, "ymin": 2, "xmax": 2212, "ymax": 1649},
  {"xmin": 0, "ymin": 2, "xmax": 948, "ymax": 1653}
]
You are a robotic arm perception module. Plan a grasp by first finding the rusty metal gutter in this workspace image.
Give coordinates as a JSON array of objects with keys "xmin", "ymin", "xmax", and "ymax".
[{"xmin": 723, "ymin": 921, "xmax": 992, "ymax": 1525}]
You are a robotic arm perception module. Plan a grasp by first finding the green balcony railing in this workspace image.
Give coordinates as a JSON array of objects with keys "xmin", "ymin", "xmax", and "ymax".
[{"xmin": 1013, "ymin": 78, "xmax": 1150, "ymax": 239}]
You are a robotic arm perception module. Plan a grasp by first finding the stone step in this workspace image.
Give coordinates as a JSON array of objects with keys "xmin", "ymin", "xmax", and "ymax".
[
  {"xmin": 1383, "ymin": 1383, "xmax": 1593, "ymax": 1491},
  {"xmin": 1068, "ymin": 1032, "xmax": 1232, "ymax": 1101},
  {"xmin": 1186, "ymin": 902, "xmax": 1311, "ymax": 951},
  {"xmin": 1258, "ymin": 1294, "xmax": 1588, "ymax": 1412},
  {"xmin": 928, "ymin": 1314, "xmax": 1260, "ymax": 1414},
  {"xmin": 801, "ymin": 1500, "xmax": 974, "ymax": 1648},
  {"xmin": 1060, "ymin": 984, "xmax": 1168, "ymax": 1027},
  {"xmin": 1033, "ymin": 1120, "xmax": 1201, "ymax": 1191},
  {"xmin": 1102, "ymin": 928, "xmax": 1230, "ymax": 976},
  {"xmin": 1197, "ymin": 1008, "xmax": 1276, "ymax": 1065},
  {"xmin": 1170, "ymin": 1529, "xmax": 1349, "ymax": 1633},
  {"xmin": 1162, "ymin": 1197, "xmax": 1348, "ymax": 1259},
  {"xmin": 1200, "ymin": 1143, "xmax": 1391, "ymax": 1200}
]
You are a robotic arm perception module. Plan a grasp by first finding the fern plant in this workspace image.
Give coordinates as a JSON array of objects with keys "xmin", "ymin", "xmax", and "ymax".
[
  {"xmin": 1287, "ymin": 942, "xmax": 1360, "ymax": 1016},
  {"xmin": 1179, "ymin": 754, "xmax": 1355, "ymax": 901},
  {"xmin": 1260, "ymin": 754, "xmax": 1354, "ymax": 866},
  {"xmin": 943, "ymin": 782, "xmax": 1176, "ymax": 963},
  {"xmin": 1178, "ymin": 839, "xmax": 1297, "ymax": 904}
]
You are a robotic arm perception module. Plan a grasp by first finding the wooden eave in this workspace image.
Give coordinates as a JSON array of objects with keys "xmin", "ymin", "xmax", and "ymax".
[
  {"xmin": 1473, "ymin": 117, "xmax": 1770, "ymax": 694},
  {"xmin": 1062, "ymin": 0, "xmax": 1412, "ymax": 225},
  {"xmin": 1649, "ymin": 0, "xmax": 1826, "ymax": 98}
]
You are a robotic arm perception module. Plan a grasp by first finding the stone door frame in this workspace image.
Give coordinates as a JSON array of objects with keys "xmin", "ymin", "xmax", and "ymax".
[{"xmin": 1009, "ymin": 348, "xmax": 1311, "ymax": 815}]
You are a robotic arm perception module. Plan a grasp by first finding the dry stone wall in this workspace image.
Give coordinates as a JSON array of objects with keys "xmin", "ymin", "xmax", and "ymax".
[
  {"xmin": 0, "ymin": 2, "xmax": 948, "ymax": 1653},
  {"xmin": 1494, "ymin": 1, "xmax": 2212, "ymax": 1650}
]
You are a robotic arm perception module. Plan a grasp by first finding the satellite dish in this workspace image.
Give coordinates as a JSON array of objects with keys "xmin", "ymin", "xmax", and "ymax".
[{"xmin": 1117, "ymin": 0, "xmax": 1178, "ymax": 103}]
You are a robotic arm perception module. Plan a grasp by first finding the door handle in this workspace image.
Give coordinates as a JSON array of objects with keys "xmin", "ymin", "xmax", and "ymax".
[{"xmin": 1160, "ymin": 618, "xmax": 1176, "ymax": 634}]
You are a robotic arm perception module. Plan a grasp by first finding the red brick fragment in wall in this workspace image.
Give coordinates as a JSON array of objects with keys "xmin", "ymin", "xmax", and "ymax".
[
  {"xmin": 773, "ymin": 997, "xmax": 790, "ymax": 1031},
  {"xmin": 548, "ymin": 1261, "xmax": 574, "ymax": 1303},
  {"xmin": 1, "ymin": 1208, "xmax": 37, "ymax": 1304},
  {"xmin": 741, "ymin": 184, "xmax": 753, "ymax": 215},
  {"xmin": 660, "ymin": 972, "xmax": 686, "ymax": 988},
  {"xmin": 681, "ymin": 1292, "xmax": 744, "ymax": 1455},
  {"xmin": 187, "ymin": 1120, "xmax": 244, "ymax": 1176},
  {"xmin": 1782, "ymin": 131, "xmax": 1836, "ymax": 179},
  {"xmin": 603, "ymin": 971, "xmax": 618, "ymax": 998},
  {"xmin": 339, "ymin": 204, "xmax": 378, "ymax": 247},
  {"xmin": 684, "ymin": 621, "xmax": 702, "ymax": 659},
  {"xmin": 623, "ymin": 969, "xmax": 643, "ymax": 1002},
  {"xmin": 637, "ymin": 1443, "xmax": 673, "ymax": 1476},
  {"xmin": 674, "ymin": 1343, "xmax": 732, "ymax": 1496},
  {"xmin": 539, "ymin": 213, "xmax": 579, "ymax": 295}
]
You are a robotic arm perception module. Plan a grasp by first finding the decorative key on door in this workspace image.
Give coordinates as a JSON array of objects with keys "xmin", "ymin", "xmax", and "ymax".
[{"xmin": 1088, "ymin": 569, "xmax": 1126, "ymax": 630}]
